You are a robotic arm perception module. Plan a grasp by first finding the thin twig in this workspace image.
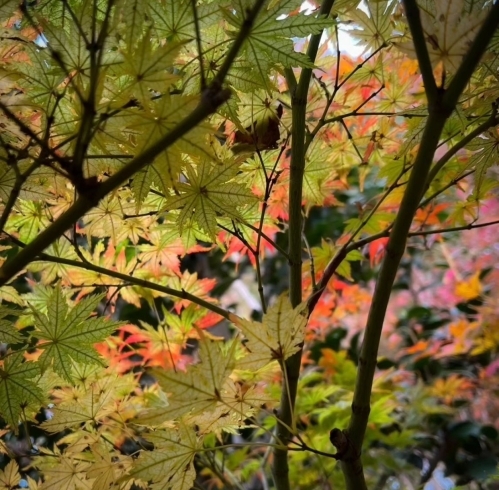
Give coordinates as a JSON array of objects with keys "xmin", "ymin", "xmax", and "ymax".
[{"xmin": 191, "ymin": 0, "xmax": 206, "ymax": 90}]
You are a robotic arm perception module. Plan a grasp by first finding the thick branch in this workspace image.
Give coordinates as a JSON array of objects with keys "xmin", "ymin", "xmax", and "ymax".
[
  {"xmin": 272, "ymin": 1, "xmax": 335, "ymax": 489},
  {"xmin": 402, "ymin": 0, "xmax": 437, "ymax": 105},
  {"xmin": 339, "ymin": 5, "xmax": 499, "ymax": 490}
]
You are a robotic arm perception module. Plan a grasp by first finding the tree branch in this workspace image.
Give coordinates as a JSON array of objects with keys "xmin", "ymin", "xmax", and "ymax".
[
  {"xmin": 337, "ymin": 5, "xmax": 499, "ymax": 489},
  {"xmin": 273, "ymin": 1, "xmax": 336, "ymax": 489},
  {"xmin": 5, "ymin": 234, "xmax": 232, "ymax": 320},
  {"xmin": 0, "ymin": 0, "xmax": 267, "ymax": 287},
  {"xmin": 425, "ymin": 107, "xmax": 499, "ymax": 187},
  {"xmin": 402, "ymin": 0, "xmax": 438, "ymax": 106}
]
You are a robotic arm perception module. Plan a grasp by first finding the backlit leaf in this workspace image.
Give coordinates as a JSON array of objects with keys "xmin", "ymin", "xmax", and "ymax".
[
  {"xmin": 130, "ymin": 423, "xmax": 199, "ymax": 490},
  {"xmin": 29, "ymin": 286, "xmax": 121, "ymax": 381},
  {"xmin": 163, "ymin": 155, "xmax": 256, "ymax": 239},
  {"xmin": 231, "ymin": 294, "xmax": 308, "ymax": 370},
  {"xmin": 0, "ymin": 352, "xmax": 43, "ymax": 428}
]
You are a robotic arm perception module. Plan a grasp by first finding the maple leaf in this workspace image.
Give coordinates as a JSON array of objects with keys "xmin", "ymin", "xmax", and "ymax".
[
  {"xmin": 6, "ymin": 200, "xmax": 52, "ymax": 243},
  {"xmin": 429, "ymin": 374, "xmax": 475, "ymax": 405},
  {"xmin": 231, "ymin": 294, "xmax": 308, "ymax": 370},
  {"xmin": 0, "ymin": 285, "xmax": 22, "ymax": 307},
  {"xmin": 167, "ymin": 271, "xmax": 216, "ymax": 312},
  {"xmin": 0, "ymin": 352, "xmax": 43, "ymax": 428},
  {"xmin": 0, "ymin": 306, "xmax": 24, "ymax": 345},
  {"xmin": 27, "ymin": 238, "xmax": 78, "ymax": 284},
  {"xmin": 149, "ymin": 0, "xmax": 222, "ymax": 44},
  {"xmin": 350, "ymin": 0, "xmax": 397, "ymax": 51},
  {"xmin": 0, "ymin": 161, "xmax": 15, "ymax": 205},
  {"xmin": 118, "ymin": 35, "xmax": 181, "ymax": 107},
  {"xmin": 129, "ymin": 423, "xmax": 199, "ymax": 490},
  {"xmin": 137, "ymin": 225, "xmax": 185, "ymax": 276},
  {"xmin": 41, "ymin": 454, "xmax": 93, "ymax": 490},
  {"xmin": 41, "ymin": 373, "xmax": 136, "ymax": 433},
  {"xmin": 137, "ymin": 338, "xmax": 237, "ymax": 424},
  {"xmin": 64, "ymin": 242, "xmax": 141, "ymax": 304},
  {"xmin": 28, "ymin": 286, "xmax": 122, "ymax": 381},
  {"xmin": 395, "ymin": 0, "xmax": 489, "ymax": 73},
  {"xmin": 163, "ymin": 155, "xmax": 256, "ymax": 239},
  {"xmin": 464, "ymin": 128, "xmax": 499, "ymax": 198},
  {"xmin": 122, "ymin": 320, "xmax": 184, "ymax": 370},
  {"xmin": 304, "ymin": 239, "xmax": 363, "ymax": 282},
  {"xmin": 126, "ymin": 94, "xmax": 214, "ymax": 163},
  {"xmin": 226, "ymin": 0, "xmax": 336, "ymax": 77},
  {"xmin": 81, "ymin": 195, "xmax": 124, "ymax": 241},
  {"xmin": 455, "ymin": 271, "xmax": 482, "ymax": 301},
  {"xmin": 0, "ymin": 460, "xmax": 20, "ymax": 490},
  {"xmin": 86, "ymin": 444, "xmax": 132, "ymax": 490}
]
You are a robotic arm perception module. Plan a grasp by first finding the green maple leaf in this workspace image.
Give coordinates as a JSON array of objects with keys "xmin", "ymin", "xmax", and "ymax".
[
  {"xmin": 0, "ymin": 161, "xmax": 15, "ymax": 204},
  {"xmin": 351, "ymin": 0, "xmax": 397, "ymax": 51},
  {"xmin": 344, "ymin": 211, "xmax": 395, "ymax": 236},
  {"xmin": 81, "ymin": 195, "xmax": 124, "ymax": 241},
  {"xmin": 225, "ymin": 0, "xmax": 336, "ymax": 80},
  {"xmin": 115, "ymin": 0, "xmax": 150, "ymax": 50},
  {"xmin": 0, "ymin": 352, "xmax": 43, "ymax": 428},
  {"xmin": 138, "ymin": 339, "xmax": 237, "ymax": 424},
  {"xmin": 0, "ymin": 306, "xmax": 24, "ymax": 345},
  {"xmin": 126, "ymin": 94, "xmax": 214, "ymax": 164},
  {"xmin": 14, "ymin": 45, "xmax": 66, "ymax": 113},
  {"xmin": 29, "ymin": 286, "xmax": 121, "ymax": 382},
  {"xmin": 7, "ymin": 200, "xmax": 52, "ymax": 243},
  {"xmin": 394, "ymin": 0, "xmax": 490, "ymax": 74},
  {"xmin": 118, "ymin": 36, "xmax": 181, "ymax": 106},
  {"xmin": 163, "ymin": 156, "xmax": 256, "ymax": 239},
  {"xmin": 27, "ymin": 239, "xmax": 78, "ymax": 284},
  {"xmin": 464, "ymin": 128, "xmax": 499, "ymax": 198},
  {"xmin": 130, "ymin": 423, "xmax": 199, "ymax": 490},
  {"xmin": 0, "ymin": 286, "xmax": 24, "ymax": 306},
  {"xmin": 149, "ymin": 0, "xmax": 222, "ymax": 43},
  {"xmin": 131, "ymin": 148, "xmax": 185, "ymax": 210},
  {"xmin": 231, "ymin": 294, "xmax": 308, "ymax": 370}
]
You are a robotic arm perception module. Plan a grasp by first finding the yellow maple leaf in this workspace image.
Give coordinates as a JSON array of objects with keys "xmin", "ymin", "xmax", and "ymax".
[
  {"xmin": 455, "ymin": 272, "xmax": 482, "ymax": 301},
  {"xmin": 129, "ymin": 423, "xmax": 199, "ymax": 490},
  {"xmin": 0, "ymin": 461, "xmax": 20, "ymax": 490},
  {"xmin": 231, "ymin": 294, "xmax": 308, "ymax": 371},
  {"xmin": 137, "ymin": 338, "xmax": 237, "ymax": 425},
  {"xmin": 429, "ymin": 374, "xmax": 474, "ymax": 405}
]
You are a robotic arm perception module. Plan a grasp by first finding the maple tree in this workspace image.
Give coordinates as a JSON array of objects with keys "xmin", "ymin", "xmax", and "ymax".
[{"xmin": 0, "ymin": 0, "xmax": 498, "ymax": 489}]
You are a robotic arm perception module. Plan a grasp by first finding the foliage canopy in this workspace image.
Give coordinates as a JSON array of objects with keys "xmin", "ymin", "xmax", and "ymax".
[{"xmin": 0, "ymin": 0, "xmax": 498, "ymax": 489}]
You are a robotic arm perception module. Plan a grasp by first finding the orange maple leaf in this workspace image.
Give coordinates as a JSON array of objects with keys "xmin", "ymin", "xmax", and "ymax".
[{"xmin": 455, "ymin": 271, "xmax": 482, "ymax": 301}]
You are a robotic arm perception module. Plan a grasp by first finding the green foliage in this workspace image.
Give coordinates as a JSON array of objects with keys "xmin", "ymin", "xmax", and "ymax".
[
  {"xmin": 0, "ymin": 353, "xmax": 43, "ymax": 428},
  {"xmin": 29, "ymin": 287, "xmax": 121, "ymax": 381}
]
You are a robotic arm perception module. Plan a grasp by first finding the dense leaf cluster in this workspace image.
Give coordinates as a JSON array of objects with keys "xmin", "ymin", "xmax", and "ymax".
[{"xmin": 0, "ymin": 0, "xmax": 498, "ymax": 489}]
